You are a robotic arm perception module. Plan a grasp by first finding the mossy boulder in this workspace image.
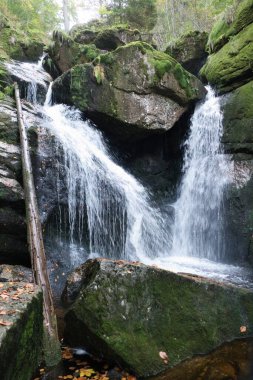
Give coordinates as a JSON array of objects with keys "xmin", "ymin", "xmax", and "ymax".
[
  {"xmin": 52, "ymin": 42, "xmax": 206, "ymax": 142},
  {"xmin": 47, "ymin": 26, "xmax": 143, "ymax": 75},
  {"xmin": 0, "ymin": 282, "xmax": 43, "ymax": 380},
  {"xmin": 201, "ymin": 22, "xmax": 253, "ymax": 93},
  {"xmin": 64, "ymin": 259, "xmax": 253, "ymax": 378},
  {"xmin": 46, "ymin": 30, "xmax": 101, "ymax": 73},
  {"xmin": 165, "ymin": 31, "xmax": 208, "ymax": 76},
  {"xmin": 222, "ymin": 80, "xmax": 253, "ymax": 153},
  {"xmin": 220, "ymin": 81, "xmax": 253, "ymax": 265},
  {"xmin": 207, "ymin": 0, "xmax": 253, "ymax": 54},
  {"xmin": 71, "ymin": 24, "xmax": 142, "ymax": 50}
]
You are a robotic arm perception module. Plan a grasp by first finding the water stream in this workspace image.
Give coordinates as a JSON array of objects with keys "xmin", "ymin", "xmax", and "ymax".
[{"xmin": 5, "ymin": 59, "xmax": 253, "ymax": 289}]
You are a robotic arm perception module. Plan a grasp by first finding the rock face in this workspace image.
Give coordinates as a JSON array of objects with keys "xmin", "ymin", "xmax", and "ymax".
[
  {"xmin": 0, "ymin": 281, "xmax": 43, "ymax": 380},
  {"xmin": 201, "ymin": 0, "xmax": 253, "ymax": 93},
  {"xmin": 52, "ymin": 42, "xmax": 206, "ymax": 142},
  {"xmin": 0, "ymin": 96, "xmax": 28, "ymax": 265},
  {"xmin": 165, "ymin": 31, "xmax": 208, "ymax": 76},
  {"xmin": 64, "ymin": 259, "xmax": 253, "ymax": 378},
  {"xmin": 221, "ymin": 80, "xmax": 253, "ymax": 265}
]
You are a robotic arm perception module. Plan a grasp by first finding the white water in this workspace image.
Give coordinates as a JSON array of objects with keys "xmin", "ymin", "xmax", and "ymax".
[
  {"xmin": 43, "ymin": 103, "xmax": 171, "ymax": 261},
  {"xmin": 5, "ymin": 60, "xmax": 51, "ymax": 104},
  {"xmin": 5, "ymin": 60, "xmax": 253, "ymax": 288},
  {"xmin": 172, "ymin": 87, "xmax": 233, "ymax": 261}
]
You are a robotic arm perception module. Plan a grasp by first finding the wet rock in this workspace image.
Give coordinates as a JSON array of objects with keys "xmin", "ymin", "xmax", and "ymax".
[
  {"xmin": 52, "ymin": 42, "xmax": 206, "ymax": 143},
  {"xmin": 165, "ymin": 31, "xmax": 208, "ymax": 76},
  {"xmin": 0, "ymin": 281, "xmax": 43, "ymax": 380},
  {"xmin": 0, "ymin": 264, "xmax": 32, "ymax": 282},
  {"xmin": 0, "ymin": 96, "xmax": 32, "ymax": 265},
  {"xmin": 220, "ymin": 81, "xmax": 253, "ymax": 265},
  {"xmin": 64, "ymin": 259, "xmax": 253, "ymax": 377}
]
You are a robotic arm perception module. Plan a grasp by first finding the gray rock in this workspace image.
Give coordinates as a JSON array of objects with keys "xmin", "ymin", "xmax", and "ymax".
[
  {"xmin": 64, "ymin": 258, "xmax": 253, "ymax": 378},
  {"xmin": 0, "ymin": 282, "xmax": 43, "ymax": 380}
]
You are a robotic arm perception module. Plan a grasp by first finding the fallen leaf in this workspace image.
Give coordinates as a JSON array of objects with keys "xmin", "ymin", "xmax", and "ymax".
[
  {"xmin": 240, "ymin": 326, "xmax": 247, "ymax": 333},
  {"xmin": 79, "ymin": 368, "xmax": 96, "ymax": 377},
  {"xmin": 0, "ymin": 320, "xmax": 13, "ymax": 326},
  {"xmin": 0, "ymin": 294, "xmax": 9, "ymax": 300}
]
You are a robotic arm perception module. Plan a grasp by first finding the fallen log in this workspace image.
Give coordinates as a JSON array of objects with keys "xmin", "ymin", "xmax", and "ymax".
[{"xmin": 14, "ymin": 82, "xmax": 60, "ymax": 363}]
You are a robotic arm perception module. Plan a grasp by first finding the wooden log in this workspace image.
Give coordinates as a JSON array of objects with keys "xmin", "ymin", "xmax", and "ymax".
[{"xmin": 14, "ymin": 82, "xmax": 59, "ymax": 343}]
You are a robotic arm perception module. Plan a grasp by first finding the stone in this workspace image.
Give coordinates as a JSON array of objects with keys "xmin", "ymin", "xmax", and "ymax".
[
  {"xmin": 0, "ymin": 264, "xmax": 32, "ymax": 283},
  {"xmin": 206, "ymin": 0, "xmax": 253, "ymax": 54},
  {"xmin": 0, "ymin": 282, "xmax": 43, "ymax": 380},
  {"xmin": 222, "ymin": 81, "xmax": 253, "ymax": 154},
  {"xmin": 52, "ymin": 42, "xmax": 206, "ymax": 142},
  {"xmin": 64, "ymin": 259, "xmax": 253, "ymax": 378},
  {"xmin": 165, "ymin": 31, "xmax": 208, "ymax": 76},
  {"xmin": 201, "ymin": 0, "xmax": 253, "ymax": 93}
]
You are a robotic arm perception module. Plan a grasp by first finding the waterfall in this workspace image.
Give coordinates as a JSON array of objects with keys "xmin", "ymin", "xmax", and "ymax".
[
  {"xmin": 172, "ymin": 87, "xmax": 232, "ymax": 261},
  {"xmin": 4, "ymin": 60, "xmax": 252, "ymax": 288},
  {"xmin": 43, "ymin": 102, "xmax": 171, "ymax": 261}
]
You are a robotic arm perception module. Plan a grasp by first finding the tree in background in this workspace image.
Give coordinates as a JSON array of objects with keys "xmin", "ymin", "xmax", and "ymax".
[
  {"xmin": 0, "ymin": 0, "xmax": 61, "ymax": 40},
  {"xmin": 153, "ymin": 0, "xmax": 235, "ymax": 48}
]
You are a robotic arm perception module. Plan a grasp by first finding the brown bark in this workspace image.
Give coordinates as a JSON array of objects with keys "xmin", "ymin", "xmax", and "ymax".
[{"xmin": 14, "ymin": 82, "xmax": 59, "ymax": 341}]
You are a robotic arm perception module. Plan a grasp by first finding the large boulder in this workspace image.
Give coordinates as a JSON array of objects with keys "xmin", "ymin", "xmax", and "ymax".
[
  {"xmin": 201, "ymin": 0, "xmax": 253, "ymax": 93},
  {"xmin": 165, "ymin": 31, "xmax": 208, "ymax": 76},
  {"xmin": 46, "ymin": 26, "xmax": 143, "ymax": 75},
  {"xmin": 221, "ymin": 81, "xmax": 253, "ymax": 265},
  {"xmin": 71, "ymin": 25, "xmax": 142, "ymax": 50},
  {"xmin": 0, "ymin": 282, "xmax": 43, "ymax": 380},
  {"xmin": 52, "ymin": 42, "xmax": 206, "ymax": 142},
  {"xmin": 64, "ymin": 259, "xmax": 253, "ymax": 378},
  {"xmin": 206, "ymin": 0, "xmax": 253, "ymax": 54},
  {"xmin": 222, "ymin": 80, "xmax": 253, "ymax": 154}
]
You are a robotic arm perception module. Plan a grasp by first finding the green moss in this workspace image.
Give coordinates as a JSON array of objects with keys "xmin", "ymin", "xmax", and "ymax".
[
  {"xmin": 0, "ymin": 288, "xmax": 43, "ymax": 380},
  {"xmin": 207, "ymin": 0, "xmax": 253, "ymax": 53},
  {"xmin": 93, "ymin": 64, "xmax": 105, "ymax": 84},
  {"xmin": 201, "ymin": 22, "xmax": 253, "ymax": 93},
  {"xmin": 222, "ymin": 80, "xmax": 253, "ymax": 148},
  {"xmin": 66, "ymin": 261, "xmax": 253, "ymax": 376}
]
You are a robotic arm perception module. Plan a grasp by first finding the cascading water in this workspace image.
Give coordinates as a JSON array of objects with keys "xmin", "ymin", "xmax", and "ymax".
[
  {"xmin": 172, "ymin": 86, "xmax": 232, "ymax": 261},
  {"xmin": 43, "ymin": 102, "xmax": 171, "ymax": 262},
  {"xmin": 5, "ymin": 59, "xmax": 253, "ymax": 289}
]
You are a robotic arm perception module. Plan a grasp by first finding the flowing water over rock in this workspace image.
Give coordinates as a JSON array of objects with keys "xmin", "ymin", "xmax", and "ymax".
[
  {"xmin": 172, "ymin": 86, "xmax": 232, "ymax": 261},
  {"xmin": 5, "ymin": 60, "xmax": 253, "ymax": 290}
]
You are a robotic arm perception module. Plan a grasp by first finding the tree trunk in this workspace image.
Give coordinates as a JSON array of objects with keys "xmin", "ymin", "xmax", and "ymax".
[
  {"xmin": 63, "ymin": 0, "xmax": 70, "ymax": 32},
  {"xmin": 14, "ymin": 83, "xmax": 59, "ymax": 348}
]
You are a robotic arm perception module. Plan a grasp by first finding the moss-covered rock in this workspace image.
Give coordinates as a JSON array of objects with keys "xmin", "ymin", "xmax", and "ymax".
[
  {"xmin": 0, "ymin": 282, "xmax": 43, "ymax": 380},
  {"xmin": 64, "ymin": 259, "xmax": 253, "ymax": 378},
  {"xmin": 220, "ymin": 81, "xmax": 253, "ymax": 265},
  {"xmin": 165, "ymin": 31, "xmax": 208, "ymax": 76},
  {"xmin": 201, "ymin": 22, "xmax": 253, "ymax": 93},
  {"xmin": 207, "ymin": 0, "xmax": 253, "ymax": 54},
  {"xmin": 52, "ymin": 42, "xmax": 205, "ymax": 142},
  {"xmin": 222, "ymin": 80, "xmax": 253, "ymax": 153}
]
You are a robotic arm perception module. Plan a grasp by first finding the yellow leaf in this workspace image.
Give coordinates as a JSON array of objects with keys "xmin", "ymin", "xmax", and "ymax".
[{"xmin": 80, "ymin": 368, "xmax": 96, "ymax": 377}]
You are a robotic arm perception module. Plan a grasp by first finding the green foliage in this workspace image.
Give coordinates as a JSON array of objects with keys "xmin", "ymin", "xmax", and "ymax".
[
  {"xmin": 100, "ymin": 0, "xmax": 157, "ymax": 31},
  {"xmin": 153, "ymin": 0, "xmax": 236, "ymax": 49},
  {"xmin": 0, "ymin": 0, "xmax": 61, "ymax": 43}
]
